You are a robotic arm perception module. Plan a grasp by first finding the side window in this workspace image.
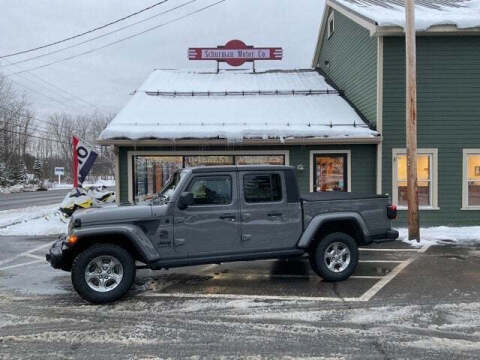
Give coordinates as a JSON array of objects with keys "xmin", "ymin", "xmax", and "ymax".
[
  {"xmin": 244, "ymin": 174, "xmax": 282, "ymax": 203},
  {"xmin": 188, "ymin": 176, "xmax": 232, "ymax": 205},
  {"xmin": 327, "ymin": 12, "xmax": 335, "ymax": 38}
]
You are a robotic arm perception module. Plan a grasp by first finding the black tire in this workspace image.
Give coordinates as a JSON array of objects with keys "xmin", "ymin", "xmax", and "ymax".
[
  {"xmin": 71, "ymin": 243, "xmax": 136, "ymax": 304},
  {"xmin": 309, "ymin": 232, "xmax": 358, "ymax": 282}
]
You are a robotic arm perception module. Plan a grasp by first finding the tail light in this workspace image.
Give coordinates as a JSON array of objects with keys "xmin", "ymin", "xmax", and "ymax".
[{"xmin": 387, "ymin": 205, "xmax": 397, "ymax": 219}]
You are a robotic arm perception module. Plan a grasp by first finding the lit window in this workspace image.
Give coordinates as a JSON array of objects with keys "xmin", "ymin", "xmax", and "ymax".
[
  {"xmin": 463, "ymin": 150, "xmax": 480, "ymax": 209},
  {"xmin": 327, "ymin": 12, "xmax": 335, "ymax": 38},
  {"xmin": 393, "ymin": 149, "xmax": 438, "ymax": 209}
]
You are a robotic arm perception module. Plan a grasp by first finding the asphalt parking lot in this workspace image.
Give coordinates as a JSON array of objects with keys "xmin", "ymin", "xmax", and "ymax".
[{"xmin": 0, "ymin": 235, "xmax": 479, "ymax": 359}]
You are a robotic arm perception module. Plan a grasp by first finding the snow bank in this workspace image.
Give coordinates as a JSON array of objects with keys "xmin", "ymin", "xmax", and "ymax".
[
  {"xmin": 100, "ymin": 70, "xmax": 377, "ymax": 143},
  {"xmin": 0, "ymin": 205, "xmax": 67, "ymax": 236},
  {"xmin": 335, "ymin": 0, "xmax": 480, "ymax": 31},
  {"xmin": 397, "ymin": 226, "xmax": 480, "ymax": 247}
]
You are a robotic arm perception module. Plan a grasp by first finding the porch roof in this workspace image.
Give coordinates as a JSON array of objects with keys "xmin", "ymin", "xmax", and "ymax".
[{"xmin": 99, "ymin": 69, "xmax": 378, "ymax": 145}]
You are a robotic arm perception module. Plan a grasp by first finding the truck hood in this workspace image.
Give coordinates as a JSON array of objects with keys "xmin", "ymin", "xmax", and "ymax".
[{"xmin": 73, "ymin": 204, "xmax": 154, "ymax": 226}]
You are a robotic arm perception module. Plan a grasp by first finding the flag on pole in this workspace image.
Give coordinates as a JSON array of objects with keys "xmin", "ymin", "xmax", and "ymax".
[{"xmin": 73, "ymin": 136, "xmax": 98, "ymax": 188}]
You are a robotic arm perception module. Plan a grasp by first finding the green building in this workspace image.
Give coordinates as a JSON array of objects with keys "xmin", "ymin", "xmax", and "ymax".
[
  {"xmin": 312, "ymin": 0, "xmax": 480, "ymax": 225},
  {"xmin": 99, "ymin": 0, "xmax": 480, "ymax": 226}
]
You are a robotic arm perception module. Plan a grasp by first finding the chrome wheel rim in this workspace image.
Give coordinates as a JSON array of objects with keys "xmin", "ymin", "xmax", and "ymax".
[
  {"xmin": 85, "ymin": 255, "xmax": 123, "ymax": 292},
  {"xmin": 324, "ymin": 242, "xmax": 351, "ymax": 273}
]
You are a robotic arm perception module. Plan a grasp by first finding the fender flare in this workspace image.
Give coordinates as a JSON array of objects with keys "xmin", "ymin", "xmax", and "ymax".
[
  {"xmin": 73, "ymin": 224, "xmax": 160, "ymax": 263},
  {"xmin": 297, "ymin": 212, "xmax": 370, "ymax": 249}
]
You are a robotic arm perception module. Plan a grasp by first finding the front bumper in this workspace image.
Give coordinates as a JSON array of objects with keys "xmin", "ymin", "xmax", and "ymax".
[{"xmin": 46, "ymin": 235, "xmax": 72, "ymax": 271}]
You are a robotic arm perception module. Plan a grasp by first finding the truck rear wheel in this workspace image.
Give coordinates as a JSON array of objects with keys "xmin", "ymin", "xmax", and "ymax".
[
  {"xmin": 71, "ymin": 243, "xmax": 136, "ymax": 304},
  {"xmin": 309, "ymin": 232, "xmax": 358, "ymax": 282}
]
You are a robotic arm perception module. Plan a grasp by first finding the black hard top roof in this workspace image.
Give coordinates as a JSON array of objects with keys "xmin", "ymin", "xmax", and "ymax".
[{"xmin": 189, "ymin": 165, "xmax": 295, "ymax": 173}]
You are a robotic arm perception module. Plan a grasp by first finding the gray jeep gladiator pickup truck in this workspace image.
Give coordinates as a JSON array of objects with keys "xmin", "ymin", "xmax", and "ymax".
[{"xmin": 47, "ymin": 165, "xmax": 398, "ymax": 303}]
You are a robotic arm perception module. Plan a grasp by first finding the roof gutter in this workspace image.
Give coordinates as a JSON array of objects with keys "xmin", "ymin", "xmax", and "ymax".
[{"xmin": 97, "ymin": 136, "xmax": 381, "ymax": 147}]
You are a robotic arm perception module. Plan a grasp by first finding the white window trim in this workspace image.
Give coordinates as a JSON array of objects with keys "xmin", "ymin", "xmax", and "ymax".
[
  {"xmin": 462, "ymin": 149, "xmax": 480, "ymax": 210},
  {"xmin": 309, "ymin": 150, "xmax": 351, "ymax": 192},
  {"xmin": 127, "ymin": 150, "xmax": 289, "ymax": 204},
  {"xmin": 327, "ymin": 11, "xmax": 335, "ymax": 39},
  {"xmin": 392, "ymin": 148, "xmax": 439, "ymax": 210}
]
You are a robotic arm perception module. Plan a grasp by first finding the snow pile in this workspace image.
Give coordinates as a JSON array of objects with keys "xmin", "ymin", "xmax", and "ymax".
[
  {"xmin": 0, "ymin": 184, "xmax": 44, "ymax": 194},
  {"xmin": 0, "ymin": 205, "xmax": 67, "ymax": 236},
  {"xmin": 397, "ymin": 226, "xmax": 480, "ymax": 247},
  {"xmin": 335, "ymin": 0, "xmax": 480, "ymax": 31},
  {"xmin": 99, "ymin": 69, "xmax": 377, "ymax": 143}
]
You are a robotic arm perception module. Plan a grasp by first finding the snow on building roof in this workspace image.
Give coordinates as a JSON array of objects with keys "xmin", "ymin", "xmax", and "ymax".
[
  {"xmin": 330, "ymin": 0, "xmax": 480, "ymax": 31},
  {"xmin": 99, "ymin": 69, "xmax": 377, "ymax": 144}
]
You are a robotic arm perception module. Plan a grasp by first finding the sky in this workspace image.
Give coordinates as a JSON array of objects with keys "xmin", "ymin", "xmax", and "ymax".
[{"xmin": 0, "ymin": 0, "xmax": 325, "ymax": 119}]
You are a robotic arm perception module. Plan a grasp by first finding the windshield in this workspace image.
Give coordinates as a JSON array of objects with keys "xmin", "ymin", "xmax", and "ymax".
[{"xmin": 156, "ymin": 169, "xmax": 187, "ymax": 202}]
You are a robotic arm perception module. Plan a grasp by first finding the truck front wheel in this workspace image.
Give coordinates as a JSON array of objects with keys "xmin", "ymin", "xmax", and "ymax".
[
  {"xmin": 309, "ymin": 232, "xmax": 358, "ymax": 282},
  {"xmin": 71, "ymin": 244, "xmax": 136, "ymax": 304}
]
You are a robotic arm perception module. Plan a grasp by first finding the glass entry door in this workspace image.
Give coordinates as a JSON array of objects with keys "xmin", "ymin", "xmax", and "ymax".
[{"xmin": 313, "ymin": 154, "xmax": 348, "ymax": 192}]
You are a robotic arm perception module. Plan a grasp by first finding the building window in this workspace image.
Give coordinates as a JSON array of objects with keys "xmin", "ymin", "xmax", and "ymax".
[
  {"xmin": 463, "ymin": 149, "xmax": 480, "ymax": 209},
  {"xmin": 310, "ymin": 151, "xmax": 350, "ymax": 192},
  {"xmin": 392, "ymin": 149, "xmax": 438, "ymax": 209},
  {"xmin": 327, "ymin": 12, "xmax": 335, "ymax": 38},
  {"xmin": 132, "ymin": 153, "xmax": 286, "ymax": 202}
]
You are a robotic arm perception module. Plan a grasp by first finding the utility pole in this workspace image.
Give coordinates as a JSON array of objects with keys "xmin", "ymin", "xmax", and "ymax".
[{"xmin": 405, "ymin": 0, "xmax": 420, "ymax": 241}]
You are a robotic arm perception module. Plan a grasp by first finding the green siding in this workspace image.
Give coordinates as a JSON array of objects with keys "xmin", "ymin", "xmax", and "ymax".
[
  {"xmin": 382, "ymin": 36, "xmax": 480, "ymax": 226},
  {"xmin": 317, "ymin": 9, "xmax": 377, "ymax": 127},
  {"xmin": 118, "ymin": 145, "xmax": 377, "ymax": 203}
]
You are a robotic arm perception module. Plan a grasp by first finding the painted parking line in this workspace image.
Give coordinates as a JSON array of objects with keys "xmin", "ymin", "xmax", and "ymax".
[
  {"xmin": 359, "ymin": 248, "xmax": 420, "ymax": 252},
  {"xmin": 359, "ymin": 260, "xmax": 403, "ymax": 263},
  {"xmin": 0, "ymin": 241, "xmax": 53, "ymax": 267},
  {"xmin": 141, "ymin": 244, "xmax": 431, "ymax": 303},
  {"xmin": 0, "ymin": 259, "xmax": 44, "ymax": 272}
]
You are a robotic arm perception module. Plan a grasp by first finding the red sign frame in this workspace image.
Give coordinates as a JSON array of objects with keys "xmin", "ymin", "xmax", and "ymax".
[{"xmin": 188, "ymin": 39, "xmax": 282, "ymax": 67}]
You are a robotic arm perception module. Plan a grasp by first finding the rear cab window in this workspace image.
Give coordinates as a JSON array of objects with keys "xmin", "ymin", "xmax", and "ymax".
[{"xmin": 243, "ymin": 173, "xmax": 283, "ymax": 203}]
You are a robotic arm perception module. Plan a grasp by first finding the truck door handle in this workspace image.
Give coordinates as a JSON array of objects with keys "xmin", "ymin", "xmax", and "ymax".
[
  {"xmin": 268, "ymin": 212, "xmax": 282, "ymax": 217},
  {"xmin": 219, "ymin": 215, "xmax": 236, "ymax": 221}
]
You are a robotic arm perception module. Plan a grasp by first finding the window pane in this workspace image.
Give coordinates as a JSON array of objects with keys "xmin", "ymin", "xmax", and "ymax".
[
  {"xmin": 184, "ymin": 156, "xmax": 233, "ymax": 167},
  {"xmin": 314, "ymin": 155, "xmax": 346, "ymax": 192},
  {"xmin": 398, "ymin": 181, "xmax": 408, "ymax": 207},
  {"xmin": 396, "ymin": 154, "xmax": 431, "ymax": 206},
  {"xmin": 189, "ymin": 176, "xmax": 232, "ymax": 205},
  {"xmin": 244, "ymin": 174, "xmax": 282, "ymax": 203},
  {"xmin": 235, "ymin": 155, "xmax": 284, "ymax": 165},
  {"xmin": 417, "ymin": 155, "xmax": 430, "ymax": 181},
  {"xmin": 467, "ymin": 154, "xmax": 480, "ymax": 206},
  {"xmin": 135, "ymin": 156, "xmax": 182, "ymax": 202},
  {"xmin": 397, "ymin": 154, "xmax": 430, "ymax": 181}
]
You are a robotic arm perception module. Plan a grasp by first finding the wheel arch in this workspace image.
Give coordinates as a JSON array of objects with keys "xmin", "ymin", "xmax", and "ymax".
[{"xmin": 297, "ymin": 213, "xmax": 369, "ymax": 250}]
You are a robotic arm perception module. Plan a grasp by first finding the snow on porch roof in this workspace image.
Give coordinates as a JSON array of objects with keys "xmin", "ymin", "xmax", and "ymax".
[
  {"xmin": 99, "ymin": 69, "xmax": 378, "ymax": 144},
  {"xmin": 330, "ymin": 0, "xmax": 480, "ymax": 31}
]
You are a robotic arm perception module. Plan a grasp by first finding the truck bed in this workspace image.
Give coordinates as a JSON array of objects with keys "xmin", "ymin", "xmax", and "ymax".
[
  {"xmin": 301, "ymin": 192, "xmax": 391, "ymax": 240},
  {"xmin": 301, "ymin": 192, "xmax": 388, "ymax": 202}
]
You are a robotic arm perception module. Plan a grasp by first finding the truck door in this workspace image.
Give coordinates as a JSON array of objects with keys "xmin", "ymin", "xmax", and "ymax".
[
  {"xmin": 173, "ymin": 172, "xmax": 241, "ymax": 256},
  {"xmin": 239, "ymin": 171, "xmax": 302, "ymax": 251}
]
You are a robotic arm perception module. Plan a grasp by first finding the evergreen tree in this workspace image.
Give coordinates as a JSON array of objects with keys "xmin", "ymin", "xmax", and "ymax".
[
  {"xmin": 33, "ymin": 158, "xmax": 43, "ymax": 183},
  {"xmin": 19, "ymin": 160, "xmax": 27, "ymax": 184},
  {"xmin": 0, "ymin": 162, "xmax": 7, "ymax": 187}
]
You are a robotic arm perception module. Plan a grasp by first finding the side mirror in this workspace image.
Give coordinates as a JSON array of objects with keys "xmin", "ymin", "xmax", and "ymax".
[{"xmin": 178, "ymin": 192, "xmax": 194, "ymax": 210}]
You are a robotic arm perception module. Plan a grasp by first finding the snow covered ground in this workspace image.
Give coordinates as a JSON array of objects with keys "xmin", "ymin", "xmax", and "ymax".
[
  {"xmin": 397, "ymin": 226, "xmax": 480, "ymax": 247},
  {"xmin": 0, "ymin": 204, "xmax": 67, "ymax": 236}
]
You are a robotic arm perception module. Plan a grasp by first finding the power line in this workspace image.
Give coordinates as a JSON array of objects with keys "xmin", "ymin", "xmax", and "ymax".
[
  {"xmin": 1, "ymin": 127, "xmax": 70, "ymax": 146},
  {"xmin": 0, "ymin": 105, "xmax": 108, "ymax": 151},
  {"xmin": 1, "ymin": 0, "xmax": 197, "ymax": 69},
  {"xmin": 2, "ymin": 58, "xmax": 105, "ymax": 112},
  {"xmin": 8, "ymin": 0, "xmax": 227, "ymax": 76},
  {"xmin": 0, "ymin": 0, "xmax": 169, "ymax": 59}
]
